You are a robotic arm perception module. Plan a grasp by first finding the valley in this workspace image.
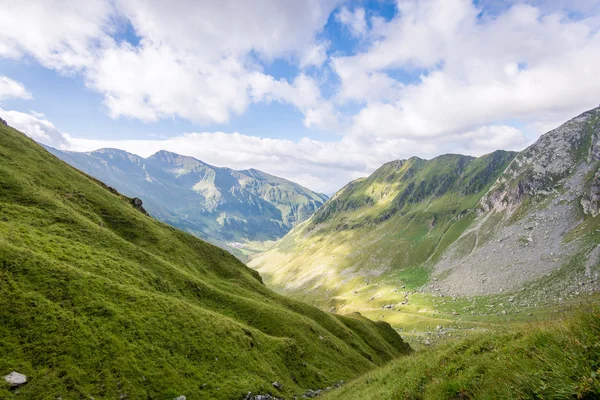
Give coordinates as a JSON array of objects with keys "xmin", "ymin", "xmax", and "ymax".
[
  {"xmin": 3, "ymin": 1, "xmax": 600, "ymax": 398},
  {"xmin": 249, "ymin": 107, "xmax": 600, "ymax": 349},
  {"xmin": 1, "ymin": 106, "xmax": 599, "ymax": 399}
]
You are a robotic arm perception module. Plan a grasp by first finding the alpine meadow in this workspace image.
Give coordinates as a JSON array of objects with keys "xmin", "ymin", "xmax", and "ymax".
[{"xmin": 2, "ymin": 1, "xmax": 600, "ymax": 399}]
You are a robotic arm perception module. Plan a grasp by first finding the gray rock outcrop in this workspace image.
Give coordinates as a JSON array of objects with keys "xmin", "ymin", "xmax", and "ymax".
[{"xmin": 3, "ymin": 371, "xmax": 27, "ymax": 388}]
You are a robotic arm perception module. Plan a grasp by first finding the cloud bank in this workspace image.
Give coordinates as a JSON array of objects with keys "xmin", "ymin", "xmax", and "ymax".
[{"xmin": 1, "ymin": 0, "xmax": 600, "ymax": 192}]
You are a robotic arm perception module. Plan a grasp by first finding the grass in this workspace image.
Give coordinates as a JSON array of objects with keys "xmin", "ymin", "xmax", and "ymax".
[
  {"xmin": 0, "ymin": 124, "xmax": 410, "ymax": 399},
  {"xmin": 323, "ymin": 304, "xmax": 600, "ymax": 400}
]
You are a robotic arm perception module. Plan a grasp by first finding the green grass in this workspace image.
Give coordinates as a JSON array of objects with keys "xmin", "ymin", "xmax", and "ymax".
[
  {"xmin": 0, "ymin": 124, "xmax": 410, "ymax": 399},
  {"xmin": 323, "ymin": 304, "xmax": 600, "ymax": 399}
]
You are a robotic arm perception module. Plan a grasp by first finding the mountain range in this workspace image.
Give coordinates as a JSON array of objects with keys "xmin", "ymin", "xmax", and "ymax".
[
  {"xmin": 0, "ymin": 121, "xmax": 408, "ymax": 399},
  {"xmin": 2, "ymin": 107, "xmax": 600, "ymax": 399},
  {"xmin": 250, "ymin": 106, "xmax": 600, "ymax": 318},
  {"xmin": 45, "ymin": 147, "xmax": 328, "ymax": 260}
]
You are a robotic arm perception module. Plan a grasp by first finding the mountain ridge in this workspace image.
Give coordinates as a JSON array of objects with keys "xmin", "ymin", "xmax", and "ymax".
[
  {"xmin": 249, "ymin": 106, "xmax": 600, "ymax": 320},
  {"xmin": 45, "ymin": 146, "xmax": 328, "ymax": 260}
]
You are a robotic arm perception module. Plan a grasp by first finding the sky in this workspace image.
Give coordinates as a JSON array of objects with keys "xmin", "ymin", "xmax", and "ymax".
[{"xmin": 1, "ymin": 0, "xmax": 600, "ymax": 194}]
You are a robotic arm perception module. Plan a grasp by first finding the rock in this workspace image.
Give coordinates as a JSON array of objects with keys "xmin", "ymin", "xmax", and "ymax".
[
  {"xmin": 3, "ymin": 371, "xmax": 27, "ymax": 388},
  {"xmin": 174, "ymin": 396, "xmax": 186, "ymax": 400},
  {"xmin": 581, "ymin": 169, "xmax": 600, "ymax": 217},
  {"xmin": 131, "ymin": 197, "xmax": 148, "ymax": 215},
  {"xmin": 0, "ymin": 118, "xmax": 7, "ymax": 126},
  {"xmin": 272, "ymin": 381, "xmax": 283, "ymax": 390}
]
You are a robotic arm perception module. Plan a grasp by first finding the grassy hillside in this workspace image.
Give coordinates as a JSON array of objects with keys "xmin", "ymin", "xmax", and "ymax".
[
  {"xmin": 323, "ymin": 303, "xmax": 600, "ymax": 399},
  {"xmin": 0, "ymin": 124, "xmax": 409, "ymax": 399}
]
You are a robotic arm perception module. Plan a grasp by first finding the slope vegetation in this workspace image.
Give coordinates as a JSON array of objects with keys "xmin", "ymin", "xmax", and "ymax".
[
  {"xmin": 249, "ymin": 150, "xmax": 516, "ymax": 302},
  {"xmin": 323, "ymin": 303, "xmax": 600, "ymax": 400},
  {"xmin": 0, "ymin": 124, "xmax": 408, "ymax": 399},
  {"xmin": 47, "ymin": 147, "xmax": 328, "ymax": 260}
]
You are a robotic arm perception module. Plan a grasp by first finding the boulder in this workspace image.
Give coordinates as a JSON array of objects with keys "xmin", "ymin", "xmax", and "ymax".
[
  {"xmin": 272, "ymin": 381, "xmax": 283, "ymax": 389},
  {"xmin": 3, "ymin": 371, "xmax": 27, "ymax": 388},
  {"xmin": 131, "ymin": 197, "xmax": 148, "ymax": 215}
]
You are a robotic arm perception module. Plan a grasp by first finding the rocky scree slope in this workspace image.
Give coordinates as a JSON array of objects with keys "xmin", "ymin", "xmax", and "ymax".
[
  {"xmin": 0, "ymin": 124, "xmax": 409, "ymax": 399},
  {"xmin": 250, "ymin": 106, "xmax": 600, "ymax": 307},
  {"xmin": 430, "ymin": 106, "xmax": 600, "ymax": 296},
  {"xmin": 46, "ymin": 147, "xmax": 327, "ymax": 260}
]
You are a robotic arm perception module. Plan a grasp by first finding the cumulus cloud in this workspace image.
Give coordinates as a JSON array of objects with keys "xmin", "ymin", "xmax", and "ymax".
[
  {"xmin": 1, "ymin": 0, "xmax": 600, "ymax": 192},
  {"xmin": 0, "ymin": 76, "xmax": 32, "ymax": 100},
  {"xmin": 0, "ymin": 0, "xmax": 114, "ymax": 70},
  {"xmin": 335, "ymin": 0, "xmax": 600, "ymax": 141},
  {"xmin": 248, "ymin": 72, "xmax": 340, "ymax": 130},
  {"xmin": 336, "ymin": 7, "xmax": 367, "ymax": 37},
  {"xmin": 0, "ymin": 108, "xmax": 69, "ymax": 148},
  {"xmin": 0, "ymin": 0, "xmax": 340, "ymax": 127}
]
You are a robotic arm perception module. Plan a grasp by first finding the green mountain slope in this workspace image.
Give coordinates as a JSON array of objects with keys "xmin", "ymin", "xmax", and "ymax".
[
  {"xmin": 249, "ymin": 150, "xmax": 517, "ymax": 303},
  {"xmin": 250, "ymin": 107, "xmax": 600, "ymax": 336},
  {"xmin": 0, "ymin": 124, "xmax": 409, "ymax": 399},
  {"xmin": 45, "ymin": 147, "xmax": 328, "ymax": 260}
]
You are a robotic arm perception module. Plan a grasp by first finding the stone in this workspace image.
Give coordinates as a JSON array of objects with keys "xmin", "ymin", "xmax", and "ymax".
[
  {"xmin": 272, "ymin": 381, "xmax": 283, "ymax": 389},
  {"xmin": 0, "ymin": 118, "xmax": 7, "ymax": 126},
  {"xmin": 4, "ymin": 371, "xmax": 27, "ymax": 388},
  {"xmin": 131, "ymin": 197, "xmax": 148, "ymax": 215},
  {"xmin": 174, "ymin": 396, "xmax": 186, "ymax": 400}
]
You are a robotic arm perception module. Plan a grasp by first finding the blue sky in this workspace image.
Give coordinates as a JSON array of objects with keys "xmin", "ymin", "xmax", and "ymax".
[{"xmin": 1, "ymin": 0, "xmax": 600, "ymax": 192}]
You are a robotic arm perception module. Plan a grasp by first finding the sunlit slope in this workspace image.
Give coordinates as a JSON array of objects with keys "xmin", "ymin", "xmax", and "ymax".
[
  {"xmin": 249, "ymin": 150, "xmax": 516, "ymax": 302},
  {"xmin": 0, "ymin": 124, "xmax": 409, "ymax": 399}
]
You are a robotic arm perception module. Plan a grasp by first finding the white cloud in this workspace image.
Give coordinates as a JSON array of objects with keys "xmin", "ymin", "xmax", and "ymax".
[
  {"xmin": 0, "ymin": 0, "xmax": 340, "ymax": 127},
  {"xmin": 0, "ymin": 0, "xmax": 115, "ymax": 70},
  {"xmin": 335, "ymin": 0, "xmax": 600, "ymax": 143},
  {"xmin": 0, "ymin": 76, "xmax": 32, "ymax": 101},
  {"xmin": 1, "ymin": 0, "xmax": 600, "ymax": 192},
  {"xmin": 0, "ymin": 108, "xmax": 68, "ymax": 148},
  {"xmin": 300, "ymin": 41, "xmax": 330, "ymax": 68},
  {"xmin": 248, "ymin": 72, "xmax": 340, "ymax": 129},
  {"xmin": 336, "ymin": 7, "xmax": 367, "ymax": 37},
  {"xmin": 88, "ymin": 42, "xmax": 251, "ymax": 123}
]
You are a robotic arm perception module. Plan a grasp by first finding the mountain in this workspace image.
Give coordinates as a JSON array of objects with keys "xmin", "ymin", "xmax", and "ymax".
[
  {"xmin": 45, "ymin": 147, "xmax": 328, "ymax": 260},
  {"xmin": 0, "ymin": 123, "xmax": 409, "ymax": 399},
  {"xmin": 249, "ymin": 106, "xmax": 600, "ymax": 315}
]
